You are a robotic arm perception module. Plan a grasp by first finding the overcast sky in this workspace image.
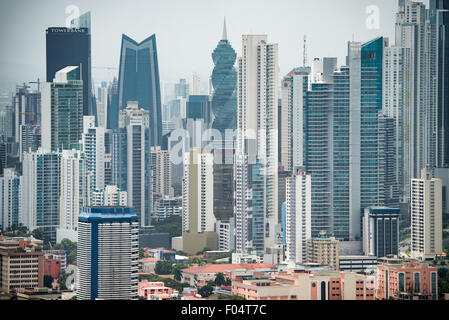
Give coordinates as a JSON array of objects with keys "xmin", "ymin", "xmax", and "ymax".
[{"xmin": 0, "ymin": 0, "xmax": 429, "ymax": 94}]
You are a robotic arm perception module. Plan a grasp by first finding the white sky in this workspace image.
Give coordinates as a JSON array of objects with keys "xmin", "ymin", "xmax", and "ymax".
[{"xmin": 0, "ymin": 0, "xmax": 429, "ymax": 94}]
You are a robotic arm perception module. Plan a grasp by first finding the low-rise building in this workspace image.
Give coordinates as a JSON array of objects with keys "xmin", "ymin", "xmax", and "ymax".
[
  {"xmin": 339, "ymin": 255, "xmax": 377, "ymax": 273},
  {"xmin": 181, "ymin": 263, "xmax": 276, "ymax": 288},
  {"xmin": 138, "ymin": 280, "xmax": 178, "ymax": 300},
  {"xmin": 138, "ymin": 257, "xmax": 159, "ymax": 274},
  {"xmin": 306, "ymin": 233, "xmax": 339, "ymax": 270},
  {"xmin": 376, "ymin": 260, "xmax": 438, "ymax": 300},
  {"xmin": 232, "ymin": 270, "xmax": 375, "ymax": 300},
  {"xmin": 0, "ymin": 237, "xmax": 44, "ymax": 293},
  {"xmin": 43, "ymin": 254, "xmax": 62, "ymax": 279}
]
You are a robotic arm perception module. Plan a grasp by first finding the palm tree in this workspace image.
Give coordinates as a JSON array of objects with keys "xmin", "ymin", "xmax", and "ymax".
[{"xmin": 214, "ymin": 273, "xmax": 226, "ymax": 286}]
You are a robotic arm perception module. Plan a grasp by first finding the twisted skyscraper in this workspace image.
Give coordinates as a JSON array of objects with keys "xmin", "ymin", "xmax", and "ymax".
[{"xmin": 211, "ymin": 19, "xmax": 237, "ymax": 138}]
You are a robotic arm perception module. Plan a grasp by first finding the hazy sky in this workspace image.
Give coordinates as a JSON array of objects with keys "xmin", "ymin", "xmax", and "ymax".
[{"xmin": 0, "ymin": 0, "xmax": 429, "ymax": 94}]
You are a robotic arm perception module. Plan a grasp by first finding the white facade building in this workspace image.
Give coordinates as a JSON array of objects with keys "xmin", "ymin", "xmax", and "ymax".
[
  {"xmin": 411, "ymin": 168, "xmax": 443, "ymax": 260},
  {"xmin": 92, "ymin": 185, "xmax": 128, "ymax": 207},
  {"xmin": 285, "ymin": 171, "xmax": 311, "ymax": 264},
  {"xmin": 82, "ymin": 116, "xmax": 105, "ymax": 205},
  {"xmin": 236, "ymin": 35, "xmax": 279, "ymax": 253}
]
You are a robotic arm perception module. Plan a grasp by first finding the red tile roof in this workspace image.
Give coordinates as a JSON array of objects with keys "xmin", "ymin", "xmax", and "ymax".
[
  {"xmin": 139, "ymin": 257, "xmax": 159, "ymax": 263},
  {"xmin": 182, "ymin": 263, "xmax": 275, "ymax": 275}
]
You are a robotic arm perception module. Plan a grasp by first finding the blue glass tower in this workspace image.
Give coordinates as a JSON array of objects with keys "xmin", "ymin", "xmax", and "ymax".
[
  {"xmin": 211, "ymin": 19, "xmax": 237, "ymax": 138},
  {"xmin": 186, "ymin": 95, "xmax": 211, "ymax": 125},
  {"xmin": 118, "ymin": 34, "xmax": 162, "ymax": 147}
]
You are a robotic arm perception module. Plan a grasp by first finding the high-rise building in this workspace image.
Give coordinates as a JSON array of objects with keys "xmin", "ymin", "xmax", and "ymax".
[
  {"xmin": 111, "ymin": 128, "xmax": 127, "ymax": 191},
  {"xmin": 186, "ymin": 95, "xmax": 212, "ymax": 128},
  {"xmin": 82, "ymin": 116, "xmax": 105, "ymax": 204},
  {"xmin": 58, "ymin": 149, "xmax": 86, "ymax": 240},
  {"xmin": 41, "ymin": 66, "xmax": 83, "ymax": 152},
  {"xmin": 13, "ymin": 84, "xmax": 41, "ymax": 145},
  {"xmin": 383, "ymin": 46, "xmax": 411, "ymax": 202},
  {"xmin": 362, "ymin": 207, "xmax": 400, "ymax": 258},
  {"xmin": 348, "ymin": 37, "xmax": 392, "ymax": 240},
  {"xmin": 182, "ymin": 148, "xmax": 217, "ymax": 255},
  {"xmin": 77, "ymin": 207, "xmax": 139, "ymax": 300},
  {"xmin": 304, "ymin": 58, "xmax": 350, "ymax": 239},
  {"xmin": 118, "ymin": 34, "xmax": 162, "ymax": 147},
  {"xmin": 236, "ymin": 35, "xmax": 279, "ymax": 253},
  {"xmin": 211, "ymin": 19, "xmax": 237, "ymax": 138},
  {"xmin": 107, "ymin": 77, "xmax": 119, "ymax": 130},
  {"xmin": 46, "ymin": 20, "xmax": 92, "ymax": 117},
  {"xmin": 191, "ymin": 73, "xmax": 201, "ymax": 96},
  {"xmin": 150, "ymin": 146, "xmax": 172, "ymax": 198},
  {"xmin": 92, "ymin": 185, "xmax": 128, "ymax": 207},
  {"xmin": 20, "ymin": 149, "xmax": 61, "ymax": 244},
  {"xmin": 411, "ymin": 168, "xmax": 443, "ymax": 260},
  {"xmin": 119, "ymin": 102, "xmax": 151, "ymax": 227},
  {"xmin": 19, "ymin": 123, "xmax": 41, "ymax": 161},
  {"xmin": 174, "ymin": 78, "xmax": 189, "ymax": 99},
  {"xmin": 213, "ymin": 148, "xmax": 234, "ymax": 223},
  {"xmin": 0, "ymin": 168, "xmax": 20, "ymax": 231},
  {"xmin": 285, "ymin": 170, "xmax": 311, "ymax": 265},
  {"xmin": 280, "ymin": 67, "xmax": 310, "ymax": 171}
]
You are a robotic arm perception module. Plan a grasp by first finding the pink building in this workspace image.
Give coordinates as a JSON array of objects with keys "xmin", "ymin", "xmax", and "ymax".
[
  {"xmin": 181, "ymin": 263, "xmax": 276, "ymax": 287},
  {"xmin": 138, "ymin": 280, "xmax": 178, "ymax": 300},
  {"xmin": 376, "ymin": 260, "xmax": 438, "ymax": 300},
  {"xmin": 232, "ymin": 270, "xmax": 375, "ymax": 300}
]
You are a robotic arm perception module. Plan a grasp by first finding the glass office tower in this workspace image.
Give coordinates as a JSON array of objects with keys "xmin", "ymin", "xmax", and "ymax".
[
  {"xmin": 117, "ymin": 34, "xmax": 162, "ymax": 147},
  {"xmin": 211, "ymin": 20, "xmax": 237, "ymax": 138},
  {"xmin": 46, "ymin": 27, "xmax": 91, "ymax": 116}
]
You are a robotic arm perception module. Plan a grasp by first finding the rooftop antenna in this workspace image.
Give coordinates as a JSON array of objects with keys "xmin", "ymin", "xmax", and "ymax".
[
  {"xmin": 302, "ymin": 35, "xmax": 307, "ymax": 67},
  {"xmin": 222, "ymin": 17, "xmax": 228, "ymax": 41}
]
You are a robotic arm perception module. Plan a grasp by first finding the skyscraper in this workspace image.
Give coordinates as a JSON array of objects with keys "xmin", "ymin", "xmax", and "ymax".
[
  {"xmin": 0, "ymin": 168, "xmax": 20, "ymax": 231},
  {"xmin": 58, "ymin": 149, "xmax": 86, "ymax": 242},
  {"xmin": 83, "ymin": 116, "xmax": 105, "ymax": 205},
  {"xmin": 186, "ymin": 95, "xmax": 212, "ymax": 127},
  {"xmin": 150, "ymin": 146, "xmax": 172, "ymax": 199},
  {"xmin": 411, "ymin": 168, "xmax": 443, "ymax": 260},
  {"xmin": 236, "ymin": 35, "xmax": 279, "ymax": 253},
  {"xmin": 211, "ymin": 19, "xmax": 237, "ymax": 138},
  {"xmin": 280, "ymin": 67, "xmax": 309, "ymax": 172},
  {"xmin": 119, "ymin": 102, "xmax": 151, "ymax": 227},
  {"xmin": 41, "ymin": 66, "xmax": 83, "ymax": 152},
  {"xmin": 182, "ymin": 147, "xmax": 217, "ymax": 255},
  {"xmin": 20, "ymin": 149, "xmax": 61, "ymax": 244},
  {"xmin": 78, "ymin": 206, "xmax": 139, "ymax": 300},
  {"xmin": 285, "ymin": 170, "xmax": 311, "ymax": 265},
  {"xmin": 46, "ymin": 21, "xmax": 92, "ymax": 116},
  {"xmin": 118, "ymin": 34, "xmax": 162, "ymax": 147}
]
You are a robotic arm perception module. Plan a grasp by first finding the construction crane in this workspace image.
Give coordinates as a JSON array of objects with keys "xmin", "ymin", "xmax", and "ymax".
[{"xmin": 29, "ymin": 78, "xmax": 41, "ymax": 92}]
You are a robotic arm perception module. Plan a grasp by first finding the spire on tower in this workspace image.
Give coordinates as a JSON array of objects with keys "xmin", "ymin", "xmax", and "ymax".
[{"xmin": 222, "ymin": 17, "xmax": 228, "ymax": 41}]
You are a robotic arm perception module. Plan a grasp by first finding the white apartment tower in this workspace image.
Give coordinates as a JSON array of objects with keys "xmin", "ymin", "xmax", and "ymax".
[
  {"xmin": 411, "ymin": 168, "xmax": 443, "ymax": 260},
  {"xmin": 82, "ymin": 116, "xmax": 105, "ymax": 205},
  {"xmin": 236, "ymin": 35, "xmax": 279, "ymax": 253},
  {"xmin": 59, "ymin": 149, "xmax": 86, "ymax": 234},
  {"xmin": 92, "ymin": 185, "xmax": 128, "ymax": 207},
  {"xmin": 285, "ymin": 171, "xmax": 311, "ymax": 265}
]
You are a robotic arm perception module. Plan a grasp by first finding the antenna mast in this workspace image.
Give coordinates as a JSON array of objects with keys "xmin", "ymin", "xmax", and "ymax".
[{"xmin": 303, "ymin": 35, "xmax": 307, "ymax": 67}]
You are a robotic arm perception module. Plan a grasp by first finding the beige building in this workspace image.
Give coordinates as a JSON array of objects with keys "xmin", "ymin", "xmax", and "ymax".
[
  {"xmin": 411, "ymin": 168, "xmax": 443, "ymax": 260},
  {"xmin": 182, "ymin": 148, "xmax": 217, "ymax": 255},
  {"xmin": 306, "ymin": 234, "xmax": 339, "ymax": 270},
  {"xmin": 0, "ymin": 236, "xmax": 44, "ymax": 293}
]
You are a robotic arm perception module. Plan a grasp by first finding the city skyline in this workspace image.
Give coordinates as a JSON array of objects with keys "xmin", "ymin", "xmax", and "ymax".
[{"xmin": 0, "ymin": 0, "xmax": 420, "ymax": 93}]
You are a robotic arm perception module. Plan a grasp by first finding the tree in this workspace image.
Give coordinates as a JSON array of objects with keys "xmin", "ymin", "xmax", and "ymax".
[
  {"xmin": 43, "ymin": 275, "xmax": 53, "ymax": 288},
  {"xmin": 31, "ymin": 228, "xmax": 44, "ymax": 240},
  {"xmin": 214, "ymin": 273, "xmax": 226, "ymax": 286},
  {"xmin": 198, "ymin": 284, "xmax": 214, "ymax": 298},
  {"xmin": 53, "ymin": 238, "xmax": 77, "ymax": 265},
  {"xmin": 155, "ymin": 260, "xmax": 173, "ymax": 275},
  {"xmin": 139, "ymin": 248, "xmax": 145, "ymax": 259},
  {"xmin": 173, "ymin": 267, "xmax": 183, "ymax": 281}
]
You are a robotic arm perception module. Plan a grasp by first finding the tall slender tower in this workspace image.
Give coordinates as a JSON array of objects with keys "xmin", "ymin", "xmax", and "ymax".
[
  {"xmin": 236, "ymin": 35, "xmax": 279, "ymax": 254},
  {"xmin": 118, "ymin": 34, "xmax": 162, "ymax": 147},
  {"xmin": 211, "ymin": 18, "xmax": 237, "ymax": 138}
]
